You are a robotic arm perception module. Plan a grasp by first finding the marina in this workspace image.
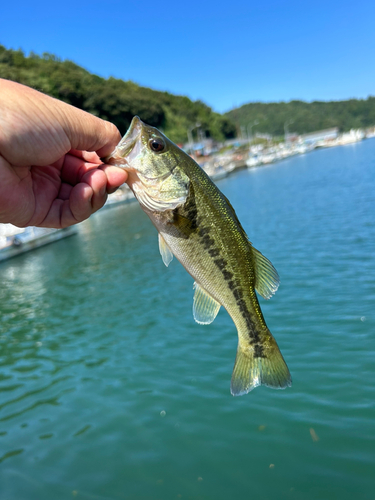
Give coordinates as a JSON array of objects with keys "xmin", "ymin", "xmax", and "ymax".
[{"xmin": 198, "ymin": 127, "xmax": 369, "ymax": 178}]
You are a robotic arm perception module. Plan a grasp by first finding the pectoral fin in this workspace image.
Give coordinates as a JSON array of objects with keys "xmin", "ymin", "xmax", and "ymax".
[
  {"xmin": 252, "ymin": 247, "xmax": 280, "ymax": 299},
  {"xmin": 193, "ymin": 283, "xmax": 221, "ymax": 324},
  {"xmin": 158, "ymin": 233, "xmax": 174, "ymax": 267}
]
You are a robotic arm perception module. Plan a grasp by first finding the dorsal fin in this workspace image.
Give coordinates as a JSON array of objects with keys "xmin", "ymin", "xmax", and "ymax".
[
  {"xmin": 193, "ymin": 282, "xmax": 221, "ymax": 324},
  {"xmin": 252, "ymin": 247, "xmax": 280, "ymax": 299}
]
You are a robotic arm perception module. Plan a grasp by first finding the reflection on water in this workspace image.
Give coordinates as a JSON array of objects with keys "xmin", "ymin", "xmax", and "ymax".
[{"xmin": 1, "ymin": 141, "xmax": 375, "ymax": 499}]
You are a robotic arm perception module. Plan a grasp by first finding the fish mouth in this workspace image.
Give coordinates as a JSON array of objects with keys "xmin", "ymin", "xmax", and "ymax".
[{"xmin": 102, "ymin": 116, "xmax": 143, "ymax": 167}]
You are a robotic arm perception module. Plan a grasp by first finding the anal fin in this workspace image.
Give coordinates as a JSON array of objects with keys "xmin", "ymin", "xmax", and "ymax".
[{"xmin": 193, "ymin": 282, "xmax": 221, "ymax": 325}]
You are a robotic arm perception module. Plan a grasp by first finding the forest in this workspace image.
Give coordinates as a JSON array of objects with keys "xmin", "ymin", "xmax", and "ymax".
[
  {"xmin": 1, "ymin": 45, "xmax": 374, "ymax": 142},
  {"xmin": 225, "ymin": 98, "xmax": 375, "ymax": 137},
  {"xmin": 0, "ymin": 45, "xmax": 236, "ymax": 144}
]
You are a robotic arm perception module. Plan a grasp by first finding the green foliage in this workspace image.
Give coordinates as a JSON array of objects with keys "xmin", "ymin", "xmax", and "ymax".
[
  {"xmin": 4, "ymin": 45, "xmax": 370, "ymax": 141},
  {"xmin": 226, "ymin": 98, "xmax": 375, "ymax": 136},
  {"xmin": 0, "ymin": 45, "xmax": 236, "ymax": 143}
]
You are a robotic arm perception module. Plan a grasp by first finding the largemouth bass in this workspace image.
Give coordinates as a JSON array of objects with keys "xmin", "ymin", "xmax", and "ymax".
[{"xmin": 104, "ymin": 117, "xmax": 292, "ymax": 395}]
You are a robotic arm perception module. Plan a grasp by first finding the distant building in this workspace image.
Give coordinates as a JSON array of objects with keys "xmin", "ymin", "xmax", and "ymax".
[{"xmin": 300, "ymin": 128, "xmax": 339, "ymax": 144}]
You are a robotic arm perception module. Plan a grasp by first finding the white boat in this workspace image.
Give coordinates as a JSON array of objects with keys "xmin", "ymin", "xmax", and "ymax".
[
  {"xmin": 246, "ymin": 155, "xmax": 261, "ymax": 168},
  {"xmin": 260, "ymin": 152, "xmax": 276, "ymax": 164},
  {"xmin": 0, "ymin": 224, "xmax": 77, "ymax": 262},
  {"xmin": 338, "ymin": 129, "xmax": 365, "ymax": 145}
]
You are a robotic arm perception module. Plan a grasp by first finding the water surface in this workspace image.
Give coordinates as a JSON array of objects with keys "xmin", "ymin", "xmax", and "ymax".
[{"xmin": 1, "ymin": 140, "xmax": 374, "ymax": 499}]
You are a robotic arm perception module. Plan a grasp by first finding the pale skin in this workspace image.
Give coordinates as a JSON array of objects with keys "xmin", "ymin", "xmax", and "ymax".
[{"xmin": 0, "ymin": 78, "xmax": 128, "ymax": 228}]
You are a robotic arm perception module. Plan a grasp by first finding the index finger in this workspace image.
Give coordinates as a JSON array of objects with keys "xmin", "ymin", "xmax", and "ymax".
[{"xmin": 60, "ymin": 153, "xmax": 102, "ymax": 186}]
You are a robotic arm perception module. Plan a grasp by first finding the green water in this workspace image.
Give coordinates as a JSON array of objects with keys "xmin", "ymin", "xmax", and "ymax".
[{"xmin": 1, "ymin": 140, "xmax": 374, "ymax": 500}]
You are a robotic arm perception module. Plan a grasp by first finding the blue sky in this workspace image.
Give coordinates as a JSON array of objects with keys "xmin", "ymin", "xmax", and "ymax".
[{"xmin": 1, "ymin": 0, "xmax": 374, "ymax": 113}]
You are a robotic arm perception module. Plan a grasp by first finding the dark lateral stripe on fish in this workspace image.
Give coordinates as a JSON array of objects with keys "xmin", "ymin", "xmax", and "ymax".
[
  {"xmin": 253, "ymin": 344, "xmax": 266, "ymax": 358},
  {"xmin": 172, "ymin": 190, "xmax": 199, "ymax": 237},
  {"xmin": 196, "ymin": 227, "xmax": 266, "ymax": 357},
  {"xmin": 208, "ymin": 248, "xmax": 220, "ymax": 257},
  {"xmin": 233, "ymin": 288, "xmax": 243, "ymax": 301},
  {"xmin": 213, "ymin": 250, "xmax": 266, "ymax": 356},
  {"xmin": 201, "ymin": 235, "xmax": 215, "ymax": 249},
  {"xmin": 214, "ymin": 258, "xmax": 228, "ymax": 270},
  {"xmin": 184, "ymin": 186, "xmax": 199, "ymax": 230},
  {"xmin": 227, "ymin": 280, "xmax": 236, "ymax": 290},
  {"xmin": 223, "ymin": 270, "xmax": 233, "ymax": 281},
  {"xmin": 198, "ymin": 227, "xmax": 211, "ymax": 236}
]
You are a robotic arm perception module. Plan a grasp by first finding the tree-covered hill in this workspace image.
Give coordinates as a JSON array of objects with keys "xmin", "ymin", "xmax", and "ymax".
[
  {"xmin": 2, "ymin": 45, "xmax": 374, "ymax": 142},
  {"xmin": 0, "ymin": 45, "xmax": 236, "ymax": 143},
  {"xmin": 225, "ymin": 98, "xmax": 375, "ymax": 137}
]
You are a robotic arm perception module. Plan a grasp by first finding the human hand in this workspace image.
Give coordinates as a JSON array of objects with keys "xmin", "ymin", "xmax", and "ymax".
[{"xmin": 0, "ymin": 78, "xmax": 128, "ymax": 228}]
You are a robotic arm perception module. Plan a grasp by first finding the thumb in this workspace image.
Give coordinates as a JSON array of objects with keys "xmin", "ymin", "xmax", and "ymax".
[
  {"xmin": 60, "ymin": 105, "xmax": 122, "ymax": 158},
  {"xmin": 0, "ymin": 79, "xmax": 121, "ymax": 167}
]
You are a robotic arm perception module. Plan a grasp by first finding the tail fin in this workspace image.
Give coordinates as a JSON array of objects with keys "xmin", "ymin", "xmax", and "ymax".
[{"xmin": 230, "ymin": 335, "xmax": 292, "ymax": 396}]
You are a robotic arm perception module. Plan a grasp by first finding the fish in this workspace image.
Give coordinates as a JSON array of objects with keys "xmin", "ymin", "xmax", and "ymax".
[{"xmin": 104, "ymin": 116, "xmax": 292, "ymax": 395}]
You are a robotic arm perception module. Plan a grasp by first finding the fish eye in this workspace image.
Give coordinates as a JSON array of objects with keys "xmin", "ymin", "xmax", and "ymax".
[{"xmin": 149, "ymin": 137, "xmax": 165, "ymax": 153}]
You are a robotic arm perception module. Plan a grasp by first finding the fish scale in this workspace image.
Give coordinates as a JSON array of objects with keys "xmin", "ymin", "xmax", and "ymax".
[{"xmin": 104, "ymin": 116, "xmax": 292, "ymax": 395}]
